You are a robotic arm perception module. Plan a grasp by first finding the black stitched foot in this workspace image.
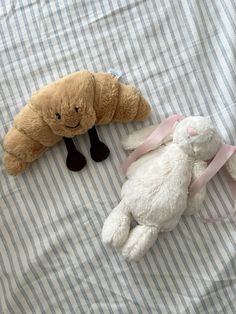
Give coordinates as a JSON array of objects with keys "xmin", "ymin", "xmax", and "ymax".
[
  {"xmin": 90, "ymin": 141, "xmax": 110, "ymax": 162},
  {"xmin": 63, "ymin": 137, "xmax": 87, "ymax": 172},
  {"xmin": 66, "ymin": 151, "xmax": 87, "ymax": 171}
]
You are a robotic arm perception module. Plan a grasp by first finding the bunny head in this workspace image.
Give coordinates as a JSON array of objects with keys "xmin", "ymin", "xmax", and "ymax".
[{"xmin": 173, "ymin": 116, "xmax": 222, "ymax": 160}]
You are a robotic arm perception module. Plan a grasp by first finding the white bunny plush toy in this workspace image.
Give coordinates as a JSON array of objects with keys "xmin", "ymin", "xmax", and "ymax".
[{"xmin": 102, "ymin": 115, "xmax": 236, "ymax": 261}]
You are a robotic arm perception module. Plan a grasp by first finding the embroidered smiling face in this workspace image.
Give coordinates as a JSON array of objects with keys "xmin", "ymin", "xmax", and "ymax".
[
  {"xmin": 30, "ymin": 71, "xmax": 97, "ymax": 137},
  {"xmin": 173, "ymin": 116, "xmax": 222, "ymax": 160}
]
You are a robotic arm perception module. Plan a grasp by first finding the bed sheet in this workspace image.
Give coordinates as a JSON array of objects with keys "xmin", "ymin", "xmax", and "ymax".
[{"xmin": 0, "ymin": 0, "xmax": 236, "ymax": 313}]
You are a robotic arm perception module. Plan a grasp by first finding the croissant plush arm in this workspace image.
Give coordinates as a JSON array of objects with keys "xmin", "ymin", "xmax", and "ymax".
[{"xmin": 3, "ymin": 70, "xmax": 151, "ymax": 175}]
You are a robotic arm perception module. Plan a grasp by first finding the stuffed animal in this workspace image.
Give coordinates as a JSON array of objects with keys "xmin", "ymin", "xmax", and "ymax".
[
  {"xmin": 3, "ymin": 70, "xmax": 151, "ymax": 175},
  {"xmin": 102, "ymin": 115, "xmax": 236, "ymax": 261}
]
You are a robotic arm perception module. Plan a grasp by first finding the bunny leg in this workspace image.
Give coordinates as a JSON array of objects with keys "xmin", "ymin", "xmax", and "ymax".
[
  {"xmin": 102, "ymin": 201, "xmax": 131, "ymax": 248},
  {"xmin": 122, "ymin": 225, "xmax": 159, "ymax": 262},
  {"xmin": 63, "ymin": 137, "xmax": 87, "ymax": 171},
  {"xmin": 88, "ymin": 126, "xmax": 110, "ymax": 162}
]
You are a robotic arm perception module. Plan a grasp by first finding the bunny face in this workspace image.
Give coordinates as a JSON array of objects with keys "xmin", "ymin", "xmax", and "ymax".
[{"xmin": 173, "ymin": 116, "xmax": 222, "ymax": 160}]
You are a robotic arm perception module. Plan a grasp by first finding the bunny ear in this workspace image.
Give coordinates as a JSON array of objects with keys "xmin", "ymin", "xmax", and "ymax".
[
  {"xmin": 189, "ymin": 144, "xmax": 236, "ymax": 224},
  {"xmin": 189, "ymin": 144, "xmax": 236, "ymax": 196},
  {"xmin": 121, "ymin": 114, "xmax": 185, "ymax": 174}
]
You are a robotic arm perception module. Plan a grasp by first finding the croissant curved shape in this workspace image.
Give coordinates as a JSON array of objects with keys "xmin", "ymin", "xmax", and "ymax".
[{"xmin": 3, "ymin": 70, "xmax": 151, "ymax": 175}]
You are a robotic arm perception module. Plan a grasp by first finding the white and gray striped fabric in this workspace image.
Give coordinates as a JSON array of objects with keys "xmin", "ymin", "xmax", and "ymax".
[{"xmin": 0, "ymin": 0, "xmax": 236, "ymax": 313}]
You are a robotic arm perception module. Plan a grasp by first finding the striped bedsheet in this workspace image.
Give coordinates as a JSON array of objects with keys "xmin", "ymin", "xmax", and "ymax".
[{"xmin": 0, "ymin": 0, "xmax": 236, "ymax": 313}]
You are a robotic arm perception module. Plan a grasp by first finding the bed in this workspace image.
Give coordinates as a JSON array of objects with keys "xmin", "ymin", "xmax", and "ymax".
[{"xmin": 0, "ymin": 0, "xmax": 236, "ymax": 313}]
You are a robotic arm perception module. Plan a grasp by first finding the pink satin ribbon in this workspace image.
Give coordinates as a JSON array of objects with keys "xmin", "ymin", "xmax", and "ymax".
[
  {"xmin": 121, "ymin": 114, "xmax": 185, "ymax": 174},
  {"xmin": 190, "ymin": 144, "xmax": 236, "ymax": 223},
  {"xmin": 121, "ymin": 115, "xmax": 236, "ymax": 224},
  {"xmin": 189, "ymin": 144, "xmax": 236, "ymax": 195}
]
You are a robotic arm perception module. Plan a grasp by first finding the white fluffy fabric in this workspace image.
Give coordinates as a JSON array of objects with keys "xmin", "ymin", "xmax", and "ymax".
[{"xmin": 102, "ymin": 116, "xmax": 227, "ymax": 261}]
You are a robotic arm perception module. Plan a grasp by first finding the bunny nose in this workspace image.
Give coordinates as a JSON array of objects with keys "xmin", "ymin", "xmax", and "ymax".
[{"xmin": 187, "ymin": 127, "xmax": 198, "ymax": 136}]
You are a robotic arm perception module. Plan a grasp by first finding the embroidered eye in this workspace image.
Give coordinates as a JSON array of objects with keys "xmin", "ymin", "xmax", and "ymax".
[
  {"xmin": 75, "ymin": 107, "xmax": 79, "ymax": 113},
  {"xmin": 55, "ymin": 113, "xmax": 61, "ymax": 119}
]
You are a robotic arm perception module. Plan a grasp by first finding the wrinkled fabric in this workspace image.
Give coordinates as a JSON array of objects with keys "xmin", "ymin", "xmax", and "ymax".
[{"xmin": 0, "ymin": 0, "xmax": 236, "ymax": 313}]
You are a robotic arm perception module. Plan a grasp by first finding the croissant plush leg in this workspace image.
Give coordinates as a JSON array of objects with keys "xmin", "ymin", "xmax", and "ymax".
[
  {"xmin": 63, "ymin": 137, "xmax": 87, "ymax": 171},
  {"xmin": 88, "ymin": 126, "xmax": 110, "ymax": 162}
]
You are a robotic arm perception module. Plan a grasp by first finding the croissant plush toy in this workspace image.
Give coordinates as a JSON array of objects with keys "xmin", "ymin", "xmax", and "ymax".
[{"xmin": 3, "ymin": 70, "xmax": 151, "ymax": 175}]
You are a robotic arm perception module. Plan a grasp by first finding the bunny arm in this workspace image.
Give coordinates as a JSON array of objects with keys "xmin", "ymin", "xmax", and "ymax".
[
  {"xmin": 184, "ymin": 160, "xmax": 207, "ymax": 216},
  {"xmin": 121, "ymin": 125, "xmax": 173, "ymax": 151}
]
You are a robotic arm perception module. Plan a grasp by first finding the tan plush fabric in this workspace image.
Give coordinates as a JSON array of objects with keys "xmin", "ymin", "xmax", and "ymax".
[{"xmin": 3, "ymin": 70, "xmax": 151, "ymax": 175}]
